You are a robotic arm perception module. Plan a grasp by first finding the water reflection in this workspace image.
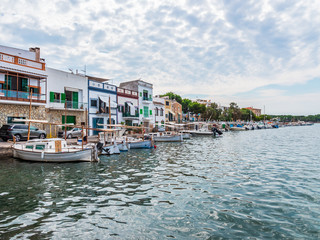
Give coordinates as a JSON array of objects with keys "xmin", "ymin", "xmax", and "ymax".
[{"xmin": 0, "ymin": 125, "xmax": 320, "ymax": 239}]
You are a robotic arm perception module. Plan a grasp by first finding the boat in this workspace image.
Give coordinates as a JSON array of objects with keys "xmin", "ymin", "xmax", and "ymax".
[
  {"xmin": 12, "ymin": 138, "xmax": 99, "ymax": 162},
  {"xmin": 127, "ymin": 138, "xmax": 154, "ymax": 149},
  {"xmin": 148, "ymin": 132, "xmax": 183, "ymax": 142},
  {"xmin": 229, "ymin": 124, "xmax": 247, "ymax": 131}
]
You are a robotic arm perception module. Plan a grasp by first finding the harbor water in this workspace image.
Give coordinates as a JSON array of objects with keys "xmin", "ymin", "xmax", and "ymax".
[{"xmin": 0, "ymin": 125, "xmax": 319, "ymax": 239}]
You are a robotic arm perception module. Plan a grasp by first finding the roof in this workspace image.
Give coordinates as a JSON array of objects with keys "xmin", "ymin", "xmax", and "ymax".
[{"xmin": 86, "ymin": 75, "xmax": 110, "ymax": 82}]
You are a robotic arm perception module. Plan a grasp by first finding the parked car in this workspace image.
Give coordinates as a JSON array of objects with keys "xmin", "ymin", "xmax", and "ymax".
[
  {"xmin": 0, "ymin": 124, "xmax": 46, "ymax": 142},
  {"xmin": 58, "ymin": 128, "xmax": 82, "ymax": 139}
]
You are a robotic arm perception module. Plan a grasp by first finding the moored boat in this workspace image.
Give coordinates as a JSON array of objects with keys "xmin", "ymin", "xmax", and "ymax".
[{"xmin": 12, "ymin": 138, "xmax": 99, "ymax": 162}]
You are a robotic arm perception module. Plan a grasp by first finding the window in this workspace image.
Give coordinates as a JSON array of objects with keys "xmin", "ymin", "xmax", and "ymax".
[
  {"xmin": 91, "ymin": 99, "xmax": 97, "ymax": 107},
  {"xmin": 160, "ymin": 108, "xmax": 164, "ymax": 116},
  {"xmin": 29, "ymin": 87, "xmax": 39, "ymax": 94},
  {"xmin": 166, "ymin": 101, "xmax": 169, "ymax": 106},
  {"xmin": 143, "ymin": 90, "xmax": 148, "ymax": 100},
  {"xmin": 7, "ymin": 116, "xmax": 26, "ymax": 124},
  {"xmin": 50, "ymin": 92, "xmax": 61, "ymax": 102},
  {"xmin": 155, "ymin": 107, "xmax": 159, "ymax": 116},
  {"xmin": 35, "ymin": 145, "xmax": 45, "ymax": 150}
]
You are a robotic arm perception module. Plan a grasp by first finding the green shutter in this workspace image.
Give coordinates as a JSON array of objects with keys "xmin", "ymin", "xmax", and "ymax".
[
  {"xmin": 144, "ymin": 106, "xmax": 149, "ymax": 117},
  {"xmin": 72, "ymin": 92, "xmax": 78, "ymax": 109},
  {"xmin": 140, "ymin": 92, "xmax": 142, "ymax": 97},
  {"xmin": 140, "ymin": 109, "xmax": 143, "ymax": 114},
  {"xmin": 50, "ymin": 92, "xmax": 54, "ymax": 102},
  {"xmin": 150, "ymin": 110, "xmax": 152, "ymax": 115},
  {"xmin": 61, "ymin": 93, "xmax": 65, "ymax": 103}
]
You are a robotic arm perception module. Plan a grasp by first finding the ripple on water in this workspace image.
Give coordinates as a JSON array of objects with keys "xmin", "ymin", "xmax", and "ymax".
[{"xmin": 0, "ymin": 125, "xmax": 320, "ymax": 238}]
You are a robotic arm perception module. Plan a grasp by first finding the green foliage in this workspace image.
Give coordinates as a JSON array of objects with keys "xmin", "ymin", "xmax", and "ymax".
[{"xmin": 160, "ymin": 92, "xmax": 182, "ymax": 104}]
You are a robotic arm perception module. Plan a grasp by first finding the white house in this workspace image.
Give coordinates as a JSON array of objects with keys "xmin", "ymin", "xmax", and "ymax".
[
  {"xmin": 46, "ymin": 68, "xmax": 88, "ymax": 128},
  {"xmin": 117, "ymin": 86, "xmax": 139, "ymax": 126},
  {"xmin": 0, "ymin": 45, "xmax": 47, "ymax": 127},
  {"xmin": 88, "ymin": 76, "xmax": 117, "ymax": 136},
  {"xmin": 153, "ymin": 97, "xmax": 165, "ymax": 128},
  {"xmin": 119, "ymin": 80, "xmax": 154, "ymax": 129}
]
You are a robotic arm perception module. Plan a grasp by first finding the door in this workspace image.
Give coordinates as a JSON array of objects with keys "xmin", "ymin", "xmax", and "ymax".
[
  {"xmin": 62, "ymin": 116, "xmax": 76, "ymax": 130},
  {"xmin": 92, "ymin": 118, "xmax": 104, "ymax": 136}
]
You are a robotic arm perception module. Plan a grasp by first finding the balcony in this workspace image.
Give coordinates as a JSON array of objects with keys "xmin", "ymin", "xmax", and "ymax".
[
  {"xmin": 142, "ymin": 97, "xmax": 152, "ymax": 104},
  {"xmin": 49, "ymin": 99, "xmax": 87, "ymax": 111},
  {"xmin": 122, "ymin": 112, "xmax": 139, "ymax": 119},
  {"xmin": 0, "ymin": 89, "xmax": 46, "ymax": 104}
]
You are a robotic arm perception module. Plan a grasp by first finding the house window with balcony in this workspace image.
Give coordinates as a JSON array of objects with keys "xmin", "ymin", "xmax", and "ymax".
[
  {"xmin": 143, "ymin": 90, "xmax": 149, "ymax": 101},
  {"xmin": 50, "ymin": 92, "xmax": 62, "ymax": 103}
]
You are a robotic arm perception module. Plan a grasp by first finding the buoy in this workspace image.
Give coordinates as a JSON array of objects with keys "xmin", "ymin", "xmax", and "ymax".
[{"xmin": 154, "ymin": 145, "xmax": 157, "ymax": 149}]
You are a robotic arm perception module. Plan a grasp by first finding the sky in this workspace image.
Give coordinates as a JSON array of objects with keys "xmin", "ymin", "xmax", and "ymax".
[{"xmin": 1, "ymin": 0, "xmax": 320, "ymax": 115}]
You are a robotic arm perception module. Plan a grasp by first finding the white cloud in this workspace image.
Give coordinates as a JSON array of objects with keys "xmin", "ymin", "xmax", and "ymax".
[{"xmin": 0, "ymin": 0, "xmax": 320, "ymax": 114}]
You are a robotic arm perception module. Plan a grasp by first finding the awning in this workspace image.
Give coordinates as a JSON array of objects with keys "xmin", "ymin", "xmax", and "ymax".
[{"xmin": 99, "ymin": 96, "xmax": 117, "ymax": 108}]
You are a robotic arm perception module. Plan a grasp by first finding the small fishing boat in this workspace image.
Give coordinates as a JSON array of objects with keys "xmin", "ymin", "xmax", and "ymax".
[
  {"xmin": 127, "ymin": 138, "xmax": 154, "ymax": 149},
  {"xmin": 148, "ymin": 132, "xmax": 183, "ymax": 142},
  {"xmin": 12, "ymin": 138, "xmax": 99, "ymax": 162}
]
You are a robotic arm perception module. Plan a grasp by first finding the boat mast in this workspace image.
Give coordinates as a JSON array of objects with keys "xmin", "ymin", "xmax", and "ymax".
[
  {"xmin": 64, "ymin": 99, "xmax": 67, "ymax": 140},
  {"xmin": 27, "ymin": 89, "xmax": 33, "ymax": 141}
]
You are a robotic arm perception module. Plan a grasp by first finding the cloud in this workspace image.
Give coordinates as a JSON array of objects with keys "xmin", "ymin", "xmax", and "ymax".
[{"xmin": 0, "ymin": 0, "xmax": 320, "ymax": 115}]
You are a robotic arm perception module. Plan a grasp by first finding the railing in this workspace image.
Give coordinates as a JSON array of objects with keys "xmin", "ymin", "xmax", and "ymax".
[
  {"xmin": 0, "ymin": 89, "xmax": 46, "ymax": 102},
  {"xmin": 123, "ymin": 112, "xmax": 139, "ymax": 118},
  {"xmin": 0, "ymin": 52, "xmax": 45, "ymax": 70},
  {"xmin": 143, "ymin": 97, "xmax": 152, "ymax": 101},
  {"xmin": 50, "ymin": 99, "xmax": 87, "ymax": 110}
]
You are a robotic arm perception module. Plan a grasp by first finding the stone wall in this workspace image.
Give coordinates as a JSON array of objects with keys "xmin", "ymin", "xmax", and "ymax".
[
  {"xmin": 45, "ymin": 109, "xmax": 86, "ymax": 137},
  {"xmin": 0, "ymin": 104, "xmax": 46, "ymax": 128}
]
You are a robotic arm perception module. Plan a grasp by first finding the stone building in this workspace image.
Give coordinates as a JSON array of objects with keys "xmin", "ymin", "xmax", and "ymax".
[{"xmin": 0, "ymin": 45, "xmax": 47, "ymax": 128}]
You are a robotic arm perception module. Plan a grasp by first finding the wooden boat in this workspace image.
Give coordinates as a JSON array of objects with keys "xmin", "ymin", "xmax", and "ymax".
[
  {"xmin": 12, "ymin": 138, "xmax": 99, "ymax": 162},
  {"xmin": 127, "ymin": 138, "xmax": 154, "ymax": 149},
  {"xmin": 148, "ymin": 132, "xmax": 183, "ymax": 142}
]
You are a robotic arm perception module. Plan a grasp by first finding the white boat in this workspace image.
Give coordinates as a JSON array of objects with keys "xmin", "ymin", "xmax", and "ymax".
[
  {"xmin": 128, "ymin": 138, "xmax": 154, "ymax": 149},
  {"xmin": 230, "ymin": 127, "xmax": 247, "ymax": 131},
  {"xmin": 148, "ymin": 132, "xmax": 183, "ymax": 142},
  {"xmin": 12, "ymin": 138, "xmax": 99, "ymax": 162}
]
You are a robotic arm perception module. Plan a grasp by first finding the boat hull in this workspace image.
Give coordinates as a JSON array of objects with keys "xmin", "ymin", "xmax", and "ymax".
[
  {"xmin": 13, "ymin": 148, "xmax": 93, "ymax": 162},
  {"xmin": 129, "ymin": 140, "xmax": 153, "ymax": 149},
  {"xmin": 154, "ymin": 135, "xmax": 183, "ymax": 142}
]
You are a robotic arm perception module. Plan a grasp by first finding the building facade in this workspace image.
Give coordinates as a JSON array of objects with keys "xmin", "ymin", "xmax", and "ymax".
[
  {"xmin": 245, "ymin": 107, "xmax": 262, "ymax": 117},
  {"xmin": 0, "ymin": 45, "xmax": 47, "ymax": 127},
  {"xmin": 119, "ymin": 80, "xmax": 154, "ymax": 129},
  {"xmin": 88, "ymin": 76, "xmax": 117, "ymax": 135},
  {"xmin": 172, "ymin": 101, "xmax": 182, "ymax": 123},
  {"xmin": 162, "ymin": 96, "xmax": 175, "ymax": 122},
  {"xmin": 117, "ymin": 87, "xmax": 139, "ymax": 126},
  {"xmin": 153, "ymin": 97, "xmax": 165, "ymax": 127},
  {"xmin": 46, "ymin": 68, "xmax": 87, "ymax": 133}
]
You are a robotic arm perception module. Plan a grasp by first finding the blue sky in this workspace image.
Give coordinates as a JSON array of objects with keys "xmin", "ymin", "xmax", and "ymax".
[{"xmin": 1, "ymin": 0, "xmax": 319, "ymax": 115}]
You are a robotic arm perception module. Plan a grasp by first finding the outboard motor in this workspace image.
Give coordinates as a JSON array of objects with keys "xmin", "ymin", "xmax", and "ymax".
[
  {"xmin": 96, "ymin": 142, "xmax": 103, "ymax": 151},
  {"xmin": 212, "ymin": 127, "xmax": 223, "ymax": 136}
]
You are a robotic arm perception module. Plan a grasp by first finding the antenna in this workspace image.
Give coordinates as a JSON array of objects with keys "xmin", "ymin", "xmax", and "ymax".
[
  {"xmin": 81, "ymin": 65, "xmax": 87, "ymax": 75},
  {"xmin": 68, "ymin": 68, "xmax": 73, "ymax": 74}
]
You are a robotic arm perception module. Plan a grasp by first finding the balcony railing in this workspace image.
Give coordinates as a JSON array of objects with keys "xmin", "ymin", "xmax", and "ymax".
[
  {"xmin": 0, "ymin": 89, "xmax": 46, "ymax": 102},
  {"xmin": 50, "ymin": 99, "xmax": 87, "ymax": 110},
  {"xmin": 123, "ymin": 112, "xmax": 139, "ymax": 118}
]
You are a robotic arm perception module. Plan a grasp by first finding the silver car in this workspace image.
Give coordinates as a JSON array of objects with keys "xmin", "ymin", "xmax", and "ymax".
[
  {"xmin": 58, "ymin": 128, "xmax": 82, "ymax": 139},
  {"xmin": 0, "ymin": 124, "xmax": 46, "ymax": 142}
]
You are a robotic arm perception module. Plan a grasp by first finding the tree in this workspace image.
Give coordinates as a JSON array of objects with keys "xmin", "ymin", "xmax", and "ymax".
[
  {"xmin": 160, "ymin": 92, "xmax": 182, "ymax": 104},
  {"xmin": 228, "ymin": 102, "xmax": 241, "ymax": 120},
  {"xmin": 182, "ymin": 98, "xmax": 192, "ymax": 113}
]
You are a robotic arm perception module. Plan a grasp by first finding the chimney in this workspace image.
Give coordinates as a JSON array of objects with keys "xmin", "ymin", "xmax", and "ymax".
[{"xmin": 34, "ymin": 47, "xmax": 40, "ymax": 62}]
